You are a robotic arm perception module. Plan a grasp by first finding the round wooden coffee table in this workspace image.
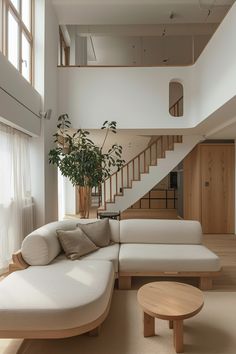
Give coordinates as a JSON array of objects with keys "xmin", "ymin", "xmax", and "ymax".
[{"xmin": 137, "ymin": 282, "xmax": 204, "ymax": 353}]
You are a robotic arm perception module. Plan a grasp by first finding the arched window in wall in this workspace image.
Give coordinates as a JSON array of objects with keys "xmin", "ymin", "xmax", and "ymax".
[{"xmin": 169, "ymin": 81, "xmax": 184, "ymax": 117}]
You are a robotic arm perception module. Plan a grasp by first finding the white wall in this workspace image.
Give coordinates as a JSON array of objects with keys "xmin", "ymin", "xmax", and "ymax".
[
  {"xmin": 30, "ymin": 0, "xmax": 59, "ymax": 228},
  {"xmin": 58, "ymin": 66, "xmax": 194, "ymax": 129},
  {"xmin": 30, "ymin": 0, "xmax": 46, "ymax": 228},
  {"xmin": 1, "ymin": 0, "xmax": 59, "ymax": 229},
  {"xmin": 58, "ymin": 3, "xmax": 236, "ymax": 131},
  {"xmin": 193, "ymin": 4, "xmax": 236, "ymax": 126},
  {"xmin": 0, "ymin": 53, "xmax": 41, "ymax": 136},
  {"xmin": 44, "ymin": 0, "xmax": 59, "ymax": 224}
]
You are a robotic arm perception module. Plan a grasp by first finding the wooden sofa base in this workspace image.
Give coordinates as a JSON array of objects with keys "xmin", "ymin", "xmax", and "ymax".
[
  {"xmin": 0, "ymin": 289, "xmax": 112, "ymax": 339},
  {"xmin": 119, "ymin": 271, "xmax": 221, "ymax": 290}
]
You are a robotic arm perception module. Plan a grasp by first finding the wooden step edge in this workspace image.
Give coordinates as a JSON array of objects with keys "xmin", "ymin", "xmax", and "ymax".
[
  {"xmin": 105, "ymin": 200, "xmax": 115, "ymax": 205},
  {"xmin": 97, "ymin": 206, "xmax": 106, "ymax": 211}
]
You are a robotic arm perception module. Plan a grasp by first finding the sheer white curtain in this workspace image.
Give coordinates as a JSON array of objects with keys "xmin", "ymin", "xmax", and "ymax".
[{"xmin": 0, "ymin": 122, "xmax": 33, "ymax": 270}]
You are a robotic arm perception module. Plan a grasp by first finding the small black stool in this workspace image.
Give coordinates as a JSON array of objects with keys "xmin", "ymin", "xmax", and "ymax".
[{"xmin": 97, "ymin": 211, "xmax": 121, "ymax": 220}]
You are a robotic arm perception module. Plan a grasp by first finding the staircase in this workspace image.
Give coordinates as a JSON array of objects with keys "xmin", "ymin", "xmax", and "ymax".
[{"xmin": 99, "ymin": 135, "xmax": 202, "ymax": 212}]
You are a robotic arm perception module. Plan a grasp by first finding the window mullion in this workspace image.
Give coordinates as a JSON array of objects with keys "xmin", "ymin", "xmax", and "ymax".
[
  {"xmin": 21, "ymin": 21, "xmax": 32, "ymax": 40},
  {"xmin": 3, "ymin": 1, "xmax": 7, "ymax": 56},
  {"xmin": 3, "ymin": 0, "xmax": 8, "ymax": 56},
  {"xmin": 18, "ymin": 20, "xmax": 21, "ymax": 73},
  {"xmin": 8, "ymin": 1, "xmax": 19, "ymax": 21},
  {"xmin": 30, "ymin": 0, "xmax": 34, "ymax": 84}
]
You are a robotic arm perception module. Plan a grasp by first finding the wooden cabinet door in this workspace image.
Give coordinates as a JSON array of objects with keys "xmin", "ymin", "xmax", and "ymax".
[{"xmin": 201, "ymin": 145, "xmax": 235, "ymax": 233}]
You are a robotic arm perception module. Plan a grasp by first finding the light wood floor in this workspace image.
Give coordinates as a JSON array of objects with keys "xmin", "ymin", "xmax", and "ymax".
[
  {"xmin": 203, "ymin": 234, "xmax": 236, "ymax": 291},
  {"xmin": 70, "ymin": 207, "xmax": 179, "ymax": 220}
]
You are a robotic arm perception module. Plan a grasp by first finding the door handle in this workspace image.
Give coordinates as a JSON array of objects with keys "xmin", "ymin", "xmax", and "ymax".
[{"xmin": 205, "ymin": 181, "xmax": 210, "ymax": 187}]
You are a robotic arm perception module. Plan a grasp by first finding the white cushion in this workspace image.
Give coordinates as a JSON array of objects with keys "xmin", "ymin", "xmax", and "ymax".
[
  {"xmin": 21, "ymin": 219, "xmax": 120, "ymax": 266},
  {"xmin": 0, "ymin": 260, "xmax": 114, "ymax": 331},
  {"xmin": 119, "ymin": 244, "xmax": 221, "ymax": 272},
  {"xmin": 120, "ymin": 219, "xmax": 202, "ymax": 244},
  {"xmin": 81, "ymin": 244, "xmax": 120, "ymax": 273},
  {"xmin": 21, "ymin": 220, "xmax": 79, "ymax": 265}
]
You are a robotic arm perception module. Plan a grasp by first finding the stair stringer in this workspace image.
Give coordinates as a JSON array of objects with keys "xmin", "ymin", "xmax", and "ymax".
[{"xmin": 105, "ymin": 135, "xmax": 203, "ymax": 212}]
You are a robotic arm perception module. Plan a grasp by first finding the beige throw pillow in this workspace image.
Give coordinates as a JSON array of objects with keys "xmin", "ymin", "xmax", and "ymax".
[
  {"xmin": 57, "ymin": 228, "xmax": 98, "ymax": 260},
  {"xmin": 78, "ymin": 218, "xmax": 111, "ymax": 247}
]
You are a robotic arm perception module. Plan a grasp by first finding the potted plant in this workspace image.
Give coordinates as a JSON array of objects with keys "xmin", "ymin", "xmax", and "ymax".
[{"xmin": 49, "ymin": 114, "xmax": 124, "ymax": 218}]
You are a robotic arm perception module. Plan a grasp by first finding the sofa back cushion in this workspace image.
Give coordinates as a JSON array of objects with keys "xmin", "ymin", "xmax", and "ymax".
[
  {"xmin": 78, "ymin": 218, "xmax": 111, "ymax": 247},
  {"xmin": 21, "ymin": 219, "xmax": 120, "ymax": 265},
  {"xmin": 77, "ymin": 219, "xmax": 120, "ymax": 244},
  {"xmin": 120, "ymin": 219, "xmax": 202, "ymax": 244}
]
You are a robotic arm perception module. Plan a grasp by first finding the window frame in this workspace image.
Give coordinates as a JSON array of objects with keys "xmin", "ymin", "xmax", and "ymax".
[{"xmin": 1, "ymin": 0, "xmax": 34, "ymax": 84}]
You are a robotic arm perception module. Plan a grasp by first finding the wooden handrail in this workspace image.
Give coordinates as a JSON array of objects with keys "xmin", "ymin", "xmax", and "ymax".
[
  {"xmin": 169, "ymin": 95, "xmax": 183, "ymax": 116},
  {"xmin": 169, "ymin": 95, "xmax": 183, "ymax": 111},
  {"xmin": 120, "ymin": 136, "xmax": 162, "ymax": 172},
  {"xmin": 101, "ymin": 135, "xmax": 182, "ymax": 207}
]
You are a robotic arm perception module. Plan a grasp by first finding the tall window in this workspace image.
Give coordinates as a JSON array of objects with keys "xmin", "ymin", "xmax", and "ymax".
[
  {"xmin": 0, "ymin": 122, "xmax": 33, "ymax": 272},
  {"xmin": 1, "ymin": 0, "xmax": 33, "ymax": 83}
]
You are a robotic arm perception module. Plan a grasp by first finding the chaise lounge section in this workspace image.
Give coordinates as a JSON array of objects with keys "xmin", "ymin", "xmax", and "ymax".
[{"xmin": 0, "ymin": 259, "xmax": 114, "ymax": 338}]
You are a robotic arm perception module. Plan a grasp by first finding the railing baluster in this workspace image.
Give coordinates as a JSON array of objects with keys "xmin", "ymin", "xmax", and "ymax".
[
  {"xmin": 121, "ymin": 168, "xmax": 123, "ymax": 193},
  {"xmin": 161, "ymin": 136, "xmax": 163, "ymax": 157},
  {"xmin": 144, "ymin": 151, "xmax": 146, "ymax": 173},
  {"xmin": 116, "ymin": 172, "xmax": 118, "ymax": 196},
  {"xmin": 155, "ymin": 141, "xmax": 157, "ymax": 162},
  {"xmin": 133, "ymin": 159, "xmax": 135, "ymax": 180},
  {"xmin": 104, "ymin": 181, "xmax": 106, "ymax": 206},
  {"xmin": 110, "ymin": 177, "xmax": 112, "ymax": 202},
  {"xmin": 138, "ymin": 155, "xmax": 140, "ymax": 178},
  {"xmin": 127, "ymin": 164, "xmax": 129, "ymax": 187}
]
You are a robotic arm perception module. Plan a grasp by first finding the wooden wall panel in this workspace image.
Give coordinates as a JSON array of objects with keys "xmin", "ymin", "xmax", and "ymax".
[
  {"xmin": 200, "ymin": 144, "xmax": 235, "ymax": 234},
  {"xmin": 183, "ymin": 145, "xmax": 201, "ymax": 222},
  {"xmin": 183, "ymin": 143, "xmax": 235, "ymax": 234}
]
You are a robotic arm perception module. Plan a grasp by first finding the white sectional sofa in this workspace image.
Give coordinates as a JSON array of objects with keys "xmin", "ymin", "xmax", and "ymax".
[{"xmin": 0, "ymin": 218, "xmax": 221, "ymax": 339}]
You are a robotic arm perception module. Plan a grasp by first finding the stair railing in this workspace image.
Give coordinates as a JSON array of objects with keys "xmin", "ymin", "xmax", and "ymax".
[
  {"xmin": 169, "ymin": 96, "xmax": 183, "ymax": 117},
  {"xmin": 99, "ymin": 135, "xmax": 182, "ymax": 209}
]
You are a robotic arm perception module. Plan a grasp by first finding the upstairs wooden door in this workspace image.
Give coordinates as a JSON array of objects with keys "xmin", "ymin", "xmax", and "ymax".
[{"xmin": 201, "ymin": 144, "xmax": 235, "ymax": 233}]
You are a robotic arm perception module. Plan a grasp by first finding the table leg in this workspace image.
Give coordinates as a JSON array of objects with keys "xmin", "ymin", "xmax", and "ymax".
[
  {"xmin": 143, "ymin": 312, "xmax": 155, "ymax": 337},
  {"xmin": 173, "ymin": 320, "xmax": 184, "ymax": 353},
  {"xmin": 169, "ymin": 320, "xmax": 173, "ymax": 329}
]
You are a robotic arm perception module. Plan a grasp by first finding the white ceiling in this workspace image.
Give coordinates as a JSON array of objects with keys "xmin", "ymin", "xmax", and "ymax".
[
  {"xmin": 58, "ymin": 1, "xmax": 235, "ymax": 66},
  {"xmin": 52, "ymin": 0, "xmax": 235, "ymax": 25},
  {"xmin": 79, "ymin": 129, "xmax": 151, "ymax": 162}
]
